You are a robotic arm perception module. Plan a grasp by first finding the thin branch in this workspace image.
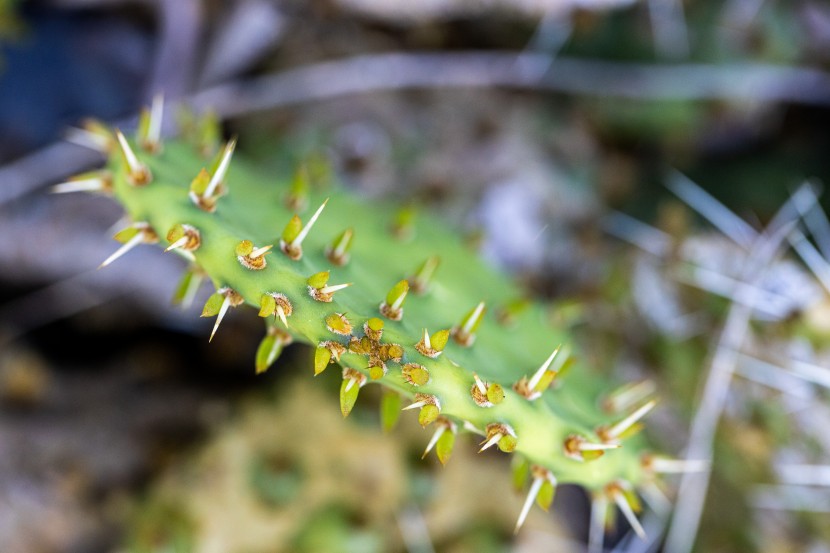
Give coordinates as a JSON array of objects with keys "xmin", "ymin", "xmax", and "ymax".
[
  {"xmin": 663, "ymin": 196, "xmax": 802, "ymax": 553},
  {"xmin": 190, "ymin": 52, "xmax": 830, "ymax": 118}
]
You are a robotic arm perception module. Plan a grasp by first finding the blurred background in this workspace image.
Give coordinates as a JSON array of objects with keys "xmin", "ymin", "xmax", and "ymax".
[{"xmin": 2, "ymin": 0, "xmax": 830, "ymax": 552}]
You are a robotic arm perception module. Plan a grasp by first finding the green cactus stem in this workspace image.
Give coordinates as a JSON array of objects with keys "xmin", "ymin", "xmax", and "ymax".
[{"xmin": 59, "ymin": 104, "xmax": 684, "ymax": 537}]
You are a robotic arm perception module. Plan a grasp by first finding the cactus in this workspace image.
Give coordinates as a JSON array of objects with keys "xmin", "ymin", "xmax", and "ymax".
[{"xmin": 56, "ymin": 101, "xmax": 682, "ymax": 539}]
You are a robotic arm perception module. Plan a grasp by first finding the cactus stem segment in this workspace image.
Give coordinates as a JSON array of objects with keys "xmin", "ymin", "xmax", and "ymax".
[
  {"xmin": 597, "ymin": 400, "xmax": 657, "ymax": 443},
  {"xmin": 51, "ymin": 172, "xmax": 112, "ymax": 194},
  {"xmin": 326, "ymin": 228, "xmax": 354, "ymax": 266},
  {"xmin": 115, "ymin": 130, "xmax": 152, "ymax": 186},
  {"xmin": 100, "ymin": 223, "xmax": 158, "ymax": 268},
  {"xmin": 452, "ymin": 301, "xmax": 486, "ymax": 346},
  {"xmin": 281, "ymin": 198, "xmax": 328, "ymax": 260},
  {"xmin": 514, "ymin": 466, "xmax": 557, "ymax": 534}
]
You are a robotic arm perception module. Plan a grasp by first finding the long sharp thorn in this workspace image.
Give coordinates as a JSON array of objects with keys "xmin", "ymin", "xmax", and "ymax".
[
  {"xmin": 422, "ymin": 425, "xmax": 446, "ymax": 459},
  {"xmin": 473, "ymin": 373, "xmax": 487, "ymax": 395},
  {"xmin": 588, "ymin": 496, "xmax": 607, "ymax": 553},
  {"xmin": 613, "ymin": 490, "xmax": 647, "ymax": 540},
  {"xmin": 66, "ymin": 127, "xmax": 109, "ymax": 152},
  {"xmin": 464, "ymin": 301, "xmax": 485, "ymax": 335},
  {"xmin": 528, "ymin": 345, "xmax": 561, "ymax": 390},
  {"xmin": 99, "ymin": 232, "xmax": 144, "ymax": 268},
  {"xmin": 607, "ymin": 400, "xmax": 657, "ymax": 440},
  {"xmin": 209, "ymin": 296, "xmax": 232, "ymax": 342},
  {"xmin": 51, "ymin": 178, "xmax": 105, "ymax": 194},
  {"xmin": 293, "ymin": 198, "xmax": 329, "ymax": 247},
  {"xmin": 147, "ymin": 93, "xmax": 164, "ymax": 147},
  {"xmin": 514, "ymin": 477, "xmax": 544, "ymax": 534},
  {"xmin": 181, "ymin": 273, "xmax": 203, "ymax": 309},
  {"xmin": 402, "ymin": 400, "xmax": 426, "ymax": 411},
  {"xmin": 463, "ymin": 421, "xmax": 485, "ymax": 436},
  {"xmin": 650, "ymin": 458, "xmax": 710, "ymax": 474},
  {"xmin": 478, "ymin": 432, "xmax": 502, "ymax": 453},
  {"xmin": 204, "ymin": 138, "xmax": 237, "ymax": 198},
  {"xmin": 422, "ymin": 328, "xmax": 431, "ymax": 350},
  {"xmin": 165, "ymin": 236, "xmax": 189, "ymax": 252},
  {"xmin": 319, "ymin": 283, "xmax": 352, "ymax": 294},
  {"xmin": 266, "ymin": 335, "xmax": 282, "ymax": 367},
  {"xmin": 250, "ymin": 245, "xmax": 273, "ymax": 258},
  {"xmin": 115, "ymin": 130, "xmax": 143, "ymax": 176},
  {"xmin": 276, "ymin": 305, "xmax": 288, "ymax": 328},
  {"xmin": 581, "ymin": 442, "xmax": 621, "ymax": 452}
]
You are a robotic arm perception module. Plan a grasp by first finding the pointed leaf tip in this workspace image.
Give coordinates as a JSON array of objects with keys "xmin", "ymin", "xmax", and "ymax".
[{"xmin": 340, "ymin": 377, "xmax": 360, "ymax": 417}]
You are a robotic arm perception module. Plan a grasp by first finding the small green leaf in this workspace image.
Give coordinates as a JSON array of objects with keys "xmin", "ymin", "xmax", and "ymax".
[
  {"xmin": 498, "ymin": 434, "xmax": 517, "ymax": 453},
  {"xmin": 331, "ymin": 228, "xmax": 353, "ymax": 253},
  {"xmin": 113, "ymin": 226, "xmax": 140, "ymax": 243},
  {"xmin": 536, "ymin": 480, "xmax": 556, "ymax": 511},
  {"xmin": 369, "ymin": 363, "xmax": 386, "ymax": 380},
  {"xmin": 325, "ymin": 313, "xmax": 351, "ymax": 335},
  {"xmin": 235, "ymin": 240, "xmax": 253, "ymax": 256},
  {"xmin": 511, "ymin": 457, "xmax": 530, "ymax": 491},
  {"xmin": 436, "ymin": 430, "xmax": 455, "ymax": 465},
  {"xmin": 189, "ymin": 168, "xmax": 210, "ymax": 195},
  {"xmin": 385, "ymin": 280, "xmax": 409, "ymax": 307},
  {"xmin": 534, "ymin": 370, "xmax": 557, "ymax": 393},
  {"xmin": 430, "ymin": 329, "xmax": 450, "ymax": 352},
  {"xmin": 314, "ymin": 345, "xmax": 332, "ymax": 376},
  {"xmin": 201, "ymin": 292, "xmax": 225, "ymax": 317},
  {"xmin": 367, "ymin": 317, "xmax": 384, "ymax": 332},
  {"xmin": 340, "ymin": 378, "xmax": 360, "ymax": 417},
  {"xmin": 282, "ymin": 214, "xmax": 302, "ymax": 243},
  {"xmin": 623, "ymin": 488, "xmax": 642, "ymax": 513},
  {"xmin": 380, "ymin": 391, "xmax": 401, "ymax": 432},
  {"xmin": 418, "ymin": 404, "xmax": 439, "ymax": 427},
  {"xmin": 402, "ymin": 363, "xmax": 430, "ymax": 386},
  {"xmin": 259, "ymin": 294, "xmax": 276, "ymax": 317},
  {"xmin": 307, "ymin": 271, "xmax": 329, "ymax": 289},
  {"xmin": 255, "ymin": 333, "xmax": 284, "ymax": 374},
  {"xmin": 487, "ymin": 383, "xmax": 505, "ymax": 404},
  {"xmin": 172, "ymin": 270, "xmax": 195, "ymax": 305}
]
